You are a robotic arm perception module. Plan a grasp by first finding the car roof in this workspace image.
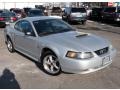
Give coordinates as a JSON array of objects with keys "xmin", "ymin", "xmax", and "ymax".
[
  {"xmin": 30, "ymin": 8, "xmax": 41, "ymax": 11},
  {"xmin": 65, "ymin": 7, "xmax": 85, "ymax": 9},
  {"xmin": 21, "ymin": 16, "xmax": 61, "ymax": 22}
]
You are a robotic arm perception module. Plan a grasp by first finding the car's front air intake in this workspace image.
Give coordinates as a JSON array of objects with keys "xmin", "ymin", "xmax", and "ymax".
[{"xmin": 95, "ymin": 47, "xmax": 109, "ymax": 56}]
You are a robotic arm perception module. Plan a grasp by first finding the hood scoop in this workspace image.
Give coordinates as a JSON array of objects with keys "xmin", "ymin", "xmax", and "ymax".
[{"xmin": 76, "ymin": 34, "xmax": 88, "ymax": 38}]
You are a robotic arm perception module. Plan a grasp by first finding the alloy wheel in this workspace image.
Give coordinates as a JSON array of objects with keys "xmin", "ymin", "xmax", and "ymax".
[{"xmin": 43, "ymin": 55, "xmax": 60, "ymax": 75}]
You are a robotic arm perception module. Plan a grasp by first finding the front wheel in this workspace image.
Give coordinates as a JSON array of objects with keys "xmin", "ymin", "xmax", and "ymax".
[
  {"xmin": 7, "ymin": 38, "xmax": 15, "ymax": 53},
  {"xmin": 42, "ymin": 51, "xmax": 61, "ymax": 76}
]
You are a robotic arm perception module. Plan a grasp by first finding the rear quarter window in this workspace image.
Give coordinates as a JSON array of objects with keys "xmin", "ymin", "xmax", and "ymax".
[{"xmin": 14, "ymin": 21, "xmax": 23, "ymax": 32}]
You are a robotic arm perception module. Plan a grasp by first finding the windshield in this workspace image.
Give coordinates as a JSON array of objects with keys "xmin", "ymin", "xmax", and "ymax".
[
  {"xmin": 0, "ymin": 12, "xmax": 15, "ymax": 17},
  {"xmin": 52, "ymin": 7, "xmax": 61, "ymax": 13},
  {"xmin": 29, "ymin": 10, "xmax": 43, "ymax": 16},
  {"xmin": 33, "ymin": 19, "xmax": 75, "ymax": 36},
  {"xmin": 71, "ymin": 8, "xmax": 86, "ymax": 13}
]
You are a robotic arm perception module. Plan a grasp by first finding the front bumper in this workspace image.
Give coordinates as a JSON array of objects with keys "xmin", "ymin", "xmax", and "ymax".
[{"xmin": 60, "ymin": 49, "xmax": 116, "ymax": 74}]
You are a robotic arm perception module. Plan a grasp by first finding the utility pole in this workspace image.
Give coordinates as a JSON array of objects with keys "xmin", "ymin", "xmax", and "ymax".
[
  {"xmin": 116, "ymin": 2, "xmax": 118, "ymax": 12},
  {"xmin": 14, "ymin": 2, "xmax": 16, "ymax": 8},
  {"xmin": 4, "ymin": 2, "xmax": 5, "ymax": 9},
  {"xmin": 77, "ymin": 2, "xmax": 79, "ymax": 7}
]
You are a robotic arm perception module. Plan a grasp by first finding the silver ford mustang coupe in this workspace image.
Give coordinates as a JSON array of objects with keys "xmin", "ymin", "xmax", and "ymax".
[{"xmin": 4, "ymin": 16, "xmax": 116, "ymax": 75}]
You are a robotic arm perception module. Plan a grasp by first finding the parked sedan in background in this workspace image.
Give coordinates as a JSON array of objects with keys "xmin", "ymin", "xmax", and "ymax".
[
  {"xmin": 4, "ymin": 16, "xmax": 116, "ymax": 75},
  {"xmin": 89, "ymin": 7, "xmax": 104, "ymax": 20},
  {"xmin": 23, "ymin": 7, "xmax": 31, "ymax": 16},
  {"xmin": 0, "ymin": 12, "xmax": 17, "ymax": 28},
  {"xmin": 62, "ymin": 7, "xmax": 87, "ymax": 24},
  {"xmin": 51, "ymin": 7, "xmax": 62, "ymax": 16},
  {"xmin": 101, "ymin": 7, "xmax": 120, "ymax": 22},
  {"xmin": 27, "ymin": 9, "xmax": 44, "ymax": 17},
  {"xmin": 10, "ymin": 8, "xmax": 22, "ymax": 19}
]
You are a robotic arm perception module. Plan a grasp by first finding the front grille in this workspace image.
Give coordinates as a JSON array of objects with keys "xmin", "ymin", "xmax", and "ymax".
[{"xmin": 95, "ymin": 47, "xmax": 109, "ymax": 56}]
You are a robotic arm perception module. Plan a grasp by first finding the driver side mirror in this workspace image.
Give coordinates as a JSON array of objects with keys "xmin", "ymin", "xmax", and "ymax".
[
  {"xmin": 25, "ymin": 31, "xmax": 32, "ymax": 36},
  {"xmin": 23, "ymin": 28, "xmax": 32, "ymax": 36}
]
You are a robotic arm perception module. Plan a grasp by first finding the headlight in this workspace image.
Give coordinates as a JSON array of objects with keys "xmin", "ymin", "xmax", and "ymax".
[{"xmin": 66, "ymin": 51, "xmax": 93, "ymax": 59}]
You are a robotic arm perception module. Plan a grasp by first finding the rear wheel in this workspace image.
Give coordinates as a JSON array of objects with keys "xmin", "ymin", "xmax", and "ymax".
[
  {"xmin": 7, "ymin": 38, "xmax": 15, "ymax": 53},
  {"xmin": 41, "ymin": 51, "xmax": 61, "ymax": 76}
]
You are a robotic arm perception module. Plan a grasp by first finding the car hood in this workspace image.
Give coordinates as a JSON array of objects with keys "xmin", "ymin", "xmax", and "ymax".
[{"xmin": 40, "ymin": 31, "xmax": 110, "ymax": 52}]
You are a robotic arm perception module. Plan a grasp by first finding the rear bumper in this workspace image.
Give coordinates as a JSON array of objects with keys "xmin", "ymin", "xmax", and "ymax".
[
  {"xmin": 60, "ymin": 49, "xmax": 116, "ymax": 74},
  {"xmin": 69, "ymin": 17, "xmax": 87, "ymax": 22}
]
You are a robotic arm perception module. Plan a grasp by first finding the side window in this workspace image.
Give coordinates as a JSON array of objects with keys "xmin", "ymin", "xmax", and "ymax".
[
  {"xmin": 21, "ymin": 21, "xmax": 35, "ymax": 36},
  {"xmin": 14, "ymin": 21, "xmax": 23, "ymax": 32}
]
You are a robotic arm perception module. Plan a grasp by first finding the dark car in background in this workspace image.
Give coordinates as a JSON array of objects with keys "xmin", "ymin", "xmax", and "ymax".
[
  {"xmin": 23, "ymin": 7, "xmax": 31, "ymax": 15},
  {"xmin": 35, "ymin": 5, "xmax": 45, "ymax": 12},
  {"xmin": 101, "ymin": 7, "xmax": 120, "ymax": 22},
  {"xmin": 62, "ymin": 7, "xmax": 87, "ymax": 24},
  {"xmin": 0, "ymin": 10, "xmax": 5, "ymax": 28},
  {"xmin": 0, "ymin": 10, "xmax": 3, "ymax": 13},
  {"xmin": 10, "ymin": 8, "xmax": 22, "ymax": 19},
  {"xmin": 89, "ymin": 7, "xmax": 104, "ymax": 20},
  {"xmin": 0, "ymin": 12, "xmax": 17, "ymax": 28},
  {"xmin": 27, "ymin": 9, "xmax": 44, "ymax": 17},
  {"xmin": 51, "ymin": 7, "xmax": 62, "ymax": 16}
]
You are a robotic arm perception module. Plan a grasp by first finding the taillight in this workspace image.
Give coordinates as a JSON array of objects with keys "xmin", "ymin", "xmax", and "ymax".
[
  {"xmin": 0, "ymin": 17, "xmax": 4, "ymax": 21},
  {"xmin": 11, "ymin": 17, "xmax": 17, "ymax": 21}
]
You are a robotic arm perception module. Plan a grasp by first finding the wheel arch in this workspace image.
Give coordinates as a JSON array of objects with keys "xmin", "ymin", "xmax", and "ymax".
[
  {"xmin": 6, "ymin": 35, "xmax": 11, "ymax": 40},
  {"xmin": 5, "ymin": 35, "xmax": 12, "ymax": 44},
  {"xmin": 40, "ymin": 47, "xmax": 59, "ymax": 62}
]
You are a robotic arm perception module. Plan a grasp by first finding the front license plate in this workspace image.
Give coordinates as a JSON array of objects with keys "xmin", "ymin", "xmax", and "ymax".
[{"xmin": 102, "ymin": 56, "xmax": 110, "ymax": 65}]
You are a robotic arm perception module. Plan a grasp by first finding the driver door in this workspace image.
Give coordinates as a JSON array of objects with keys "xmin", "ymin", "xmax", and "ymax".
[{"xmin": 14, "ymin": 20, "xmax": 39, "ymax": 59}]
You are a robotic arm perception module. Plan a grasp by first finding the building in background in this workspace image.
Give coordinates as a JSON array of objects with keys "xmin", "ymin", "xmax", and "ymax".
[
  {"xmin": 0, "ymin": 2, "xmax": 44, "ymax": 9},
  {"xmin": 0, "ymin": 2, "xmax": 120, "ymax": 10}
]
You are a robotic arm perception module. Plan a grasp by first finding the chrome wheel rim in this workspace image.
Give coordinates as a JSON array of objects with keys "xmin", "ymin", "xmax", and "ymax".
[
  {"xmin": 7, "ymin": 40, "xmax": 12, "ymax": 51},
  {"xmin": 43, "ymin": 55, "xmax": 60, "ymax": 74}
]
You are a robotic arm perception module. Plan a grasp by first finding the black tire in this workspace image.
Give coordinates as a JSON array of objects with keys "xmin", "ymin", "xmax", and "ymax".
[
  {"xmin": 81, "ymin": 21, "xmax": 86, "ymax": 25},
  {"xmin": 41, "ymin": 51, "xmax": 61, "ymax": 76},
  {"xmin": 7, "ymin": 38, "xmax": 15, "ymax": 53}
]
